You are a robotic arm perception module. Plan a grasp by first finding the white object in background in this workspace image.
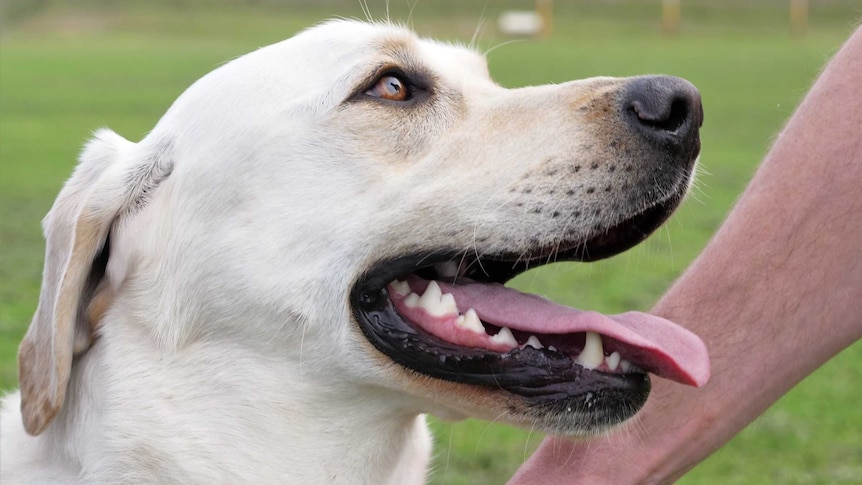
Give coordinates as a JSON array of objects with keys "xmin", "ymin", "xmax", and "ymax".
[{"xmin": 498, "ymin": 11, "xmax": 544, "ymax": 37}]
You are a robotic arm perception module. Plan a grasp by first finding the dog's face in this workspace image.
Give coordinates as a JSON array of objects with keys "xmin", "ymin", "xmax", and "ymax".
[{"xmin": 19, "ymin": 20, "xmax": 708, "ymax": 437}]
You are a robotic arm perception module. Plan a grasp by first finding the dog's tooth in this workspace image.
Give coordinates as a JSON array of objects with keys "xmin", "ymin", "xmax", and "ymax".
[
  {"xmin": 576, "ymin": 332, "xmax": 604, "ymax": 370},
  {"xmin": 390, "ymin": 280, "xmax": 410, "ymax": 297},
  {"xmin": 419, "ymin": 281, "xmax": 458, "ymax": 317},
  {"xmin": 435, "ymin": 261, "xmax": 458, "ymax": 278},
  {"xmin": 607, "ymin": 351, "xmax": 621, "ymax": 371},
  {"xmin": 403, "ymin": 293, "xmax": 420, "ymax": 308},
  {"xmin": 418, "ymin": 280, "xmax": 442, "ymax": 304},
  {"xmin": 439, "ymin": 293, "xmax": 458, "ymax": 315},
  {"xmin": 524, "ymin": 335, "xmax": 544, "ymax": 349},
  {"xmin": 424, "ymin": 292, "xmax": 457, "ymax": 317},
  {"xmin": 548, "ymin": 345, "xmax": 557, "ymax": 352},
  {"xmin": 490, "ymin": 326, "xmax": 517, "ymax": 347},
  {"xmin": 620, "ymin": 359, "xmax": 633, "ymax": 372},
  {"xmin": 456, "ymin": 308, "xmax": 484, "ymax": 333},
  {"xmin": 418, "ymin": 281, "xmax": 450, "ymax": 316}
]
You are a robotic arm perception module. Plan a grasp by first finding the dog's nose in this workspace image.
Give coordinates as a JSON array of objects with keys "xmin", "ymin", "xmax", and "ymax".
[{"xmin": 623, "ymin": 75, "xmax": 703, "ymax": 151}]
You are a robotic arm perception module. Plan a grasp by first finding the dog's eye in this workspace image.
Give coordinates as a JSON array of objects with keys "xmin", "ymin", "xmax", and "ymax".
[{"xmin": 366, "ymin": 75, "xmax": 410, "ymax": 101}]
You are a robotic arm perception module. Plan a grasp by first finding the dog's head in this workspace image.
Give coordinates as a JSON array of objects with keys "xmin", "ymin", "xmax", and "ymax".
[{"xmin": 19, "ymin": 20, "xmax": 708, "ymax": 437}]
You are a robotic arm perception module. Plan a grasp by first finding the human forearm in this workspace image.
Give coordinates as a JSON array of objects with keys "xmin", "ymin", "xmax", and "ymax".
[
  {"xmin": 641, "ymin": 21, "xmax": 862, "ymax": 479},
  {"xmin": 511, "ymin": 24, "xmax": 862, "ymax": 484}
]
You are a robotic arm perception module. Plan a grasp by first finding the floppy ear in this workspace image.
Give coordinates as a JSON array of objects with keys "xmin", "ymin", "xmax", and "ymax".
[{"xmin": 18, "ymin": 128, "xmax": 172, "ymax": 435}]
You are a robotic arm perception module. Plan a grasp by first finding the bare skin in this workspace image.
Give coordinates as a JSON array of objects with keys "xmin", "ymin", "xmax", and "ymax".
[{"xmin": 510, "ymin": 24, "xmax": 862, "ymax": 485}]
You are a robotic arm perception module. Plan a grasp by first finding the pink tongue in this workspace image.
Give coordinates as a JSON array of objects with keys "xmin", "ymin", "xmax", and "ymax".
[{"xmin": 426, "ymin": 278, "xmax": 710, "ymax": 387}]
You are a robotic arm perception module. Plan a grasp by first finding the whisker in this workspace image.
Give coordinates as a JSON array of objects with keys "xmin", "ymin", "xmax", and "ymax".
[
  {"xmin": 469, "ymin": 2, "xmax": 490, "ymax": 50},
  {"xmin": 484, "ymin": 38, "xmax": 527, "ymax": 57},
  {"xmin": 357, "ymin": 0, "xmax": 372, "ymax": 23}
]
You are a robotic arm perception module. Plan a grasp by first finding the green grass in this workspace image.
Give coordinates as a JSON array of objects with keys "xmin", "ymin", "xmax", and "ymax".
[{"xmin": 1, "ymin": 2, "xmax": 861, "ymax": 483}]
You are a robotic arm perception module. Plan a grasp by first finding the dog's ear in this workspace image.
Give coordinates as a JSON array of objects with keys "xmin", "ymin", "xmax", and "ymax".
[{"xmin": 18, "ymin": 128, "xmax": 173, "ymax": 435}]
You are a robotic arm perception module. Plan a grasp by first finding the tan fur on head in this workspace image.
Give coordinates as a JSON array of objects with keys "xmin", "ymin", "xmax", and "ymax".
[{"xmin": 18, "ymin": 129, "xmax": 145, "ymax": 435}]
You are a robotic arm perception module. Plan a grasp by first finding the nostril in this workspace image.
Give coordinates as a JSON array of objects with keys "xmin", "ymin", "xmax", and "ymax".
[{"xmin": 631, "ymin": 96, "xmax": 690, "ymax": 133}]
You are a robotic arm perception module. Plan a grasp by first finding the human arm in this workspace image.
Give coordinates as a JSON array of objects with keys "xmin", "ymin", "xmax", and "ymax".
[{"xmin": 510, "ymin": 24, "xmax": 862, "ymax": 484}]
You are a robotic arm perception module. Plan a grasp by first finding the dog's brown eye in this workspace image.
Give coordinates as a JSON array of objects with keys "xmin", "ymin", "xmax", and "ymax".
[{"xmin": 366, "ymin": 75, "xmax": 409, "ymax": 101}]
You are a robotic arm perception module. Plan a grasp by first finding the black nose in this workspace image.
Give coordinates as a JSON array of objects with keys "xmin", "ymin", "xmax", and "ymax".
[{"xmin": 623, "ymin": 75, "xmax": 703, "ymax": 152}]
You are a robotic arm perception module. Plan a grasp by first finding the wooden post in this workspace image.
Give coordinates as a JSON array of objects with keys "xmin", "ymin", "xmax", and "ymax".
[
  {"xmin": 790, "ymin": 0, "xmax": 808, "ymax": 37},
  {"xmin": 536, "ymin": 0, "xmax": 554, "ymax": 38},
  {"xmin": 662, "ymin": 0, "xmax": 681, "ymax": 36}
]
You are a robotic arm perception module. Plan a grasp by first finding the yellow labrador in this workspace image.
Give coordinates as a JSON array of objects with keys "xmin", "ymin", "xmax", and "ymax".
[{"xmin": 0, "ymin": 20, "xmax": 708, "ymax": 484}]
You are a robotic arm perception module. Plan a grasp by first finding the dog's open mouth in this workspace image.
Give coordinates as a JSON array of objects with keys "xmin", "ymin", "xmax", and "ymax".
[{"xmin": 350, "ymin": 198, "xmax": 709, "ymax": 423}]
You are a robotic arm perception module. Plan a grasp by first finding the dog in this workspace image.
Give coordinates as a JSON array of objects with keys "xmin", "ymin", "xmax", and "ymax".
[{"xmin": 0, "ymin": 20, "xmax": 709, "ymax": 484}]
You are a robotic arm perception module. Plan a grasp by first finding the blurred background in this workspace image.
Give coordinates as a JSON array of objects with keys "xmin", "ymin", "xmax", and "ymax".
[{"xmin": 1, "ymin": 1, "xmax": 860, "ymax": 483}]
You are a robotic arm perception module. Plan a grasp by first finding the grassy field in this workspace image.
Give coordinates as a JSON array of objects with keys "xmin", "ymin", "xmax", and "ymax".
[{"xmin": 1, "ymin": 2, "xmax": 861, "ymax": 483}]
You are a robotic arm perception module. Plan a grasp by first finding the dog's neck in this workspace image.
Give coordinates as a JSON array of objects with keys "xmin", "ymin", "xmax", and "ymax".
[{"xmin": 28, "ymin": 313, "xmax": 432, "ymax": 484}]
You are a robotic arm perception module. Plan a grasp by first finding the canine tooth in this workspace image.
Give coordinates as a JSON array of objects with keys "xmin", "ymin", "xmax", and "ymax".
[
  {"xmin": 577, "ymin": 332, "xmax": 604, "ymax": 369},
  {"xmin": 403, "ymin": 293, "xmax": 420, "ymax": 308},
  {"xmin": 620, "ymin": 359, "xmax": 633, "ymax": 372},
  {"xmin": 456, "ymin": 308, "xmax": 484, "ymax": 333},
  {"xmin": 548, "ymin": 345, "xmax": 557, "ymax": 352},
  {"xmin": 607, "ymin": 351, "xmax": 621, "ymax": 371},
  {"xmin": 390, "ymin": 280, "xmax": 410, "ymax": 297},
  {"xmin": 490, "ymin": 326, "xmax": 517, "ymax": 347},
  {"xmin": 435, "ymin": 261, "xmax": 458, "ymax": 278},
  {"xmin": 524, "ymin": 335, "xmax": 544, "ymax": 349}
]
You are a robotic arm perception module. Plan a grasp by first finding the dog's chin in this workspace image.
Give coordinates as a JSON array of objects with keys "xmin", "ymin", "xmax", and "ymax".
[{"xmin": 350, "ymin": 194, "xmax": 689, "ymax": 435}]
